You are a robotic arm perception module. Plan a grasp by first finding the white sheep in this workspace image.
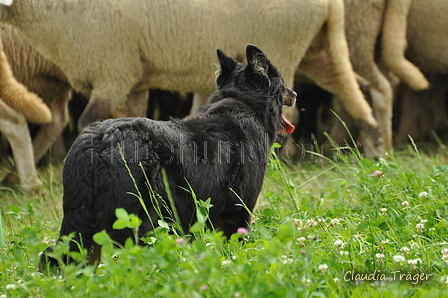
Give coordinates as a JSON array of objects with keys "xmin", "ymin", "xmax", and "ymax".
[
  {"xmin": 323, "ymin": 0, "xmax": 430, "ymax": 152},
  {"xmin": 0, "ymin": 0, "xmax": 382, "ymax": 156},
  {"xmin": 395, "ymin": 0, "xmax": 448, "ymax": 74},
  {"xmin": 382, "ymin": 0, "xmax": 448, "ymax": 144},
  {"xmin": 0, "ymin": 24, "xmax": 71, "ymax": 164},
  {"xmin": 381, "ymin": 0, "xmax": 431, "ymax": 88},
  {"xmin": 0, "ymin": 39, "xmax": 51, "ymax": 125},
  {"xmin": 379, "ymin": 0, "xmax": 446, "ymax": 148},
  {"xmin": 0, "ymin": 36, "xmax": 52, "ymax": 191}
]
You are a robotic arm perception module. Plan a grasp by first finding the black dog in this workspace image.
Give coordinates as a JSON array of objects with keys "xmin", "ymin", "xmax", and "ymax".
[{"xmin": 40, "ymin": 45, "xmax": 296, "ymax": 268}]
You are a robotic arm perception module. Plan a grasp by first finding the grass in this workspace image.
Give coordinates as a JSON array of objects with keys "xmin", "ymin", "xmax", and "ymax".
[{"xmin": 1, "ymin": 141, "xmax": 448, "ymax": 297}]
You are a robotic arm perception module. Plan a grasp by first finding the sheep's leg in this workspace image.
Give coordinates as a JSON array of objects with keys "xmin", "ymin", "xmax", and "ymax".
[
  {"xmin": 343, "ymin": 0, "xmax": 394, "ymax": 153},
  {"xmin": 300, "ymin": 57, "xmax": 383, "ymax": 158},
  {"xmin": 189, "ymin": 93, "xmax": 208, "ymax": 115},
  {"xmin": 367, "ymin": 66, "xmax": 394, "ymax": 153},
  {"xmin": 77, "ymin": 90, "xmax": 113, "ymax": 132},
  {"xmin": 300, "ymin": 46, "xmax": 382, "ymax": 156},
  {"xmin": 32, "ymin": 90, "xmax": 70, "ymax": 163},
  {"xmin": 0, "ymin": 99, "xmax": 42, "ymax": 191},
  {"xmin": 126, "ymin": 90, "xmax": 148, "ymax": 117},
  {"xmin": 301, "ymin": 0, "xmax": 383, "ymax": 158},
  {"xmin": 344, "ymin": 60, "xmax": 394, "ymax": 153},
  {"xmin": 330, "ymin": 70, "xmax": 394, "ymax": 153},
  {"xmin": 381, "ymin": 0, "xmax": 429, "ymax": 90},
  {"xmin": 328, "ymin": 104, "xmax": 351, "ymax": 147}
]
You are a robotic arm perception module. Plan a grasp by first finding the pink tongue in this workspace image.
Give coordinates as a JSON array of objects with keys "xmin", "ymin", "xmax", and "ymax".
[{"xmin": 281, "ymin": 115, "xmax": 295, "ymax": 134}]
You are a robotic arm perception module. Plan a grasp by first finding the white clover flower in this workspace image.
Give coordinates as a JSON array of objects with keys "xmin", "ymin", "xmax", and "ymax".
[
  {"xmin": 393, "ymin": 255, "xmax": 406, "ymax": 264},
  {"xmin": 330, "ymin": 218, "xmax": 340, "ymax": 226},
  {"xmin": 407, "ymin": 258, "xmax": 421, "ymax": 265},
  {"xmin": 440, "ymin": 276, "xmax": 448, "ymax": 284},
  {"xmin": 374, "ymin": 170, "xmax": 383, "ymax": 178},
  {"xmin": 353, "ymin": 234, "xmax": 362, "ymax": 240},
  {"xmin": 380, "ymin": 208, "xmax": 387, "ymax": 215},
  {"xmin": 401, "ymin": 201, "xmax": 410, "ymax": 206},
  {"xmin": 281, "ymin": 255, "xmax": 293, "ymax": 264},
  {"xmin": 443, "ymin": 255, "xmax": 448, "ymax": 263},
  {"xmin": 418, "ymin": 191, "xmax": 428, "ymax": 199},
  {"xmin": 334, "ymin": 277, "xmax": 340, "ymax": 283},
  {"xmin": 339, "ymin": 251, "xmax": 349, "ymax": 256},
  {"xmin": 297, "ymin": 237, "xmax": 306, "ymax": 247},
  {"xmin": 376, "ymin": 253, "xmax": 385, "ymax": 263},
  {"xmin": 306, "ymin": 219, "xmax": 318, "ymax": 227},
  {"xmin": 416, "ymin": 223, "xmax": 425, "ymax": 233},
  {"xmin": 307, "ymin": 234, "xmax": 317, "ymax": 240},
  {"xmin": 334, "ymin": 240, "xmax": 344, "ymax": 250},
  {"xmin": 401, "ymin": 247, "xmax": 410, "ymax": 256},
  {"xmin": 441, "ymin": 248, "xmax": 448, "ymax": 255},
  {"xmin": 420, "ymin": 219, "xmax": 428, "ymax": 224},
  {"xmin": 293, "ymin": 219, "xmax": 302, "ymax": 227},
  {"xmin": 410, "ymin": 242, "xmax": 419, "ymax": 249},
  {"xmin": 301, "ymin": 277, "xmax": 312, "ymax": 287},
  {"xmin": 221, "ymin": 260, "xmax": 231, "ymax": 267},
  {"xmin": 318, "ymin": 264, "xmax": 328, "ymax": 273},
  {"xmin": 381, "ymin": 239, "xmax": 390, "ymax": 244},
  {"xmin": 6, "ymin": 284, "xmax": 17, "ymax": 290},
  {"xmin": 408, "ymin": 258, "xmax": 422, "ymax": 269}
]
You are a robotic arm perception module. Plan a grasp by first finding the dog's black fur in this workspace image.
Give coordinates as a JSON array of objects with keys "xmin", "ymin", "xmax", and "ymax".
[{"xmin": 40, "ymin": 45, "xmax": 296, "ymax": 268}]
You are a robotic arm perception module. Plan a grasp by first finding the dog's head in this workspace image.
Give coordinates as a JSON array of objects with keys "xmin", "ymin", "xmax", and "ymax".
[{"xmin": 215, "ymin": 44, "xmax": 296, "ymax": 134}]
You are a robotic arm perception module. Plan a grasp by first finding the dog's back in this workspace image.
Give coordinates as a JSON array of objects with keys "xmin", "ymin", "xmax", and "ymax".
[{"xmin": 39, "ymin": 45, "xmax": 296, "ymax": 270}]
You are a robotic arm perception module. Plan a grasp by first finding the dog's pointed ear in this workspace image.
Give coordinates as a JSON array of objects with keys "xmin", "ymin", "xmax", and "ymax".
[
  {"xmin": 216, "ymin": 48, "xmax": 238, "ymax": 78},
  {"xmin": 246, "ymin": 44, "xmax": 270, "ymax": 78}
]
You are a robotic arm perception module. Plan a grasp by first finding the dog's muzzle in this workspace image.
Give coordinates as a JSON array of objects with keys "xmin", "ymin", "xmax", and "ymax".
[
  {"xmin": 284, "ymin": 89, "xmax": 297, "ymax": 107},
  {"xmin": 280, "ymin": 88, "xmax": 296, "ymax": 134}
]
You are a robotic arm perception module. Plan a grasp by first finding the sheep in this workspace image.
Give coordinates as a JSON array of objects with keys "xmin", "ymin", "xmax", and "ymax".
[
  {"xmin": 0, "ymin": 37, "xmax": 51, "ymax": 125},
  {"xmin": 393, "ymin": 74, "xmax": 448, "ymax": 145},
  {"xmin": 0, "ymin": 0, "xmax": 383, "ymax": 157},
  {"xmin": 0, "ymin": 36, "xmax": 52, "ymax": 191},
  {"xmin": 383, "ymin": 0, "xmax": 448, "ymax": 144},
  {"xmin": 393, "ymin": 0, "xmax": 448, "ymax": 74},
  {"xmin": 352, "ymin": 0, "xmax": 448, "ymax": 149},
  {"xmin": 0, "ymin": 24, "xmax": 72, "ymax": 165},
  {"xmin": 319, "ymin": 0, "xmax": 430, "ymax": 153},
  {"xmin": 381, "ymin": 0, "xmax": 430, "ymax": 90}
]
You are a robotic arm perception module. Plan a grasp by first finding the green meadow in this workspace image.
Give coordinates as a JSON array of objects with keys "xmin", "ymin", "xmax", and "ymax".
[{"xmin": 1, "ymin": 140, "xmax": 448, "ymax": 297}]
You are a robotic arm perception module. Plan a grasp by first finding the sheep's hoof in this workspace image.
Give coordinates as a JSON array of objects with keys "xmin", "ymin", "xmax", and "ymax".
[
  {"xmin": 354, "ymin": 119, "xmax": 384, "ymax": 159},
  {"xmin": 1, "ymin": 171, "xmax": 20, "ymax": 186},
  {"xmin": 1, "ymin": 172, "xmax": 44, "ymax": 196}
]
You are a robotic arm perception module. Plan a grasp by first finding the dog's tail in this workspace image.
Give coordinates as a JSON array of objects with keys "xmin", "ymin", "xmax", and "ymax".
[
  {"xmin": 381, "ymin": 0, "xmax": 429, "ymax": 90},
  {"xmin": 324, "ymin": 0, "xmax": 377, "ymax": 128},
  {"xmin": 0, "ymin": 44, "xmax": 52, "ymax": 124}
]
